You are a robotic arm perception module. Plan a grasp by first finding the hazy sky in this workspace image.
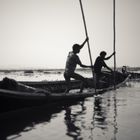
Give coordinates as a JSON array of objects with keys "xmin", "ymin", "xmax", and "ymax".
[{"xmin": 0, "ymin": 0, "xmax": 140, "ymax": 69}]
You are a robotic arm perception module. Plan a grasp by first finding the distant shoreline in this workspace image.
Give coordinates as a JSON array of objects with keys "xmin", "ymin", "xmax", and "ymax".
[{"xmin": 0, "ymin": 67, "xmax": 140, "ymax": 72}]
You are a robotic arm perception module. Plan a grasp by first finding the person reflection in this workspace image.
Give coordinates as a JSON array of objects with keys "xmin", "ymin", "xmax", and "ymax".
[
  {"xmin": 64, "ymin": 101, "xmax": 86, "ymax": 140},
  {"xmin": 64, "ymin": 106, "xmax": 80, "ymax": 139},
  {"xmin": 92, "ymin": 94, "xmax": 118, "ymax": 139},
  {"xmin": 93, "ymin": 96, "xmax": 107, "ymax": 130}
]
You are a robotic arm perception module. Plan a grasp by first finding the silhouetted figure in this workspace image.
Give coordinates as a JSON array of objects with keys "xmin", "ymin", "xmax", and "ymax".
[
  {"xmin": 122, "ymin": 66, "xmax": 128, "ymax": 76},
  {"xmin": 94, "ymin": 51, "xmax": 115, "ymax": 88},
  {"xmin": 64, "ymin": 37, "xmax": 92, "ymax": 93}
]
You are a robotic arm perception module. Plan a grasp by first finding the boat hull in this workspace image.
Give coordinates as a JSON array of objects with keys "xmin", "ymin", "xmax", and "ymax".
[{"xmin": 0, "ymin": 71, "xmax": 129, "ymax": 113}]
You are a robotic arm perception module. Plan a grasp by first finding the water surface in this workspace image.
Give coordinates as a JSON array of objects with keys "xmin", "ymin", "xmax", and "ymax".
[{"xmin": 0, "ymin": 81, "xmax": 140, "ymax": 140}]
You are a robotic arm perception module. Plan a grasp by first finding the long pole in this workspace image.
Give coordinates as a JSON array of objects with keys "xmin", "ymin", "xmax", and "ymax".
[
  {"xmin": 113, "ymin": 0, "xmax": 116, "ymax": 89},
  {"xmin": 79, "ymin": 0, "xmax": 94, "ymax": 80}
]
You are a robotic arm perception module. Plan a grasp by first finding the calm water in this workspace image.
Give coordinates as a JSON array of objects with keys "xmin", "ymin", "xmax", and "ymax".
[{"xmin": 0, "ymin": 70, "xmax": 140, "ymax": 140}]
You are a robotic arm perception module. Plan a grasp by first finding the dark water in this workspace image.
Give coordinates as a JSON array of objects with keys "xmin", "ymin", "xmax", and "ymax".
[{"xmin": 0, "ymin": 80, "xmax": 140, "ymax": 140}]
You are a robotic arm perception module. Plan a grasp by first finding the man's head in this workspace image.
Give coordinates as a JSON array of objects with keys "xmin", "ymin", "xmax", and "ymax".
[
  {"xmin": 72, "ymin": 44, "xmax": 81, "ymax": 54},
  {"xmin": 100, "ymin": 51, "xmax": 107, "ymax": 58}
]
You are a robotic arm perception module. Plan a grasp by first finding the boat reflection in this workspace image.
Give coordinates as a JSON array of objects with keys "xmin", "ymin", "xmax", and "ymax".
[
  {"xmin": 0, "ymin": 101, "xmax": 79, "ymax": 140},
  {"xmin": 0, "ymin": 107, "xmax": 51, "ymax": 140},
  {"xmin": 0, "ymin": 91, "xmax": 121, "ymax": 140}
]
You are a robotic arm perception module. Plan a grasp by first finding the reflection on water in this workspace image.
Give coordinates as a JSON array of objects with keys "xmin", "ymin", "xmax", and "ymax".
[
  {"xmin": 91, "ymin": 93, "xmax": 118, "ymax": 140},
  {"xmin": 93, "ymin": 95, "xmax": 108, "ymax": 129},
  {"xmin": 0, "ymin": 104, "xmax": 63, "ymax": 140},
  {"xmin": 64, "ymin": 101, "xmax": 86, "ymax": 140},
  {"xmin": 0, "ymin": 81, "xmax": 140, "ymax": 140}
]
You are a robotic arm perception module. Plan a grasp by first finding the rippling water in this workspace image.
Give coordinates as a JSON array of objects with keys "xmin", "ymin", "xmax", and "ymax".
[
  {"xmin": 0, "ymin": 69, "xmax": 92, "ymax": 81},
  {"xmin": 0, "ymin": 70, "xmax": 140, "ymax": 140}
]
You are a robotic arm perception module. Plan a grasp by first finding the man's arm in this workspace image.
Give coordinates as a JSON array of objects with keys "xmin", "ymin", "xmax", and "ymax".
[
  {"xmin": 79, "ymin": 37, "xmax": 89, "ymax": 49},
  {"xmin": 105, "ymin": 65, "xmax": 113, "ymax": 72},
  {"xmin": 103, "ymin": 61, "xmax": 113, "ymax": 72},
  {"xmin": 77, "ymin": 55, "xmax": 92, "ymax": 68},
  {"xmin": 79, "ymin": 63, "xmax": 92, "ymax": 68},
  {"xmin": 104, "ymin": 52, "xmax": 115, "ymax": 60}
]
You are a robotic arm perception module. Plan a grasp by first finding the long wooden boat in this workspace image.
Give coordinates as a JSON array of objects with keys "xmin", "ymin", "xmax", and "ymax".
[
  {"xmin": 20, "ymin": 71, "xmax": 128, "ymax": 92},
  {"xmin": 0, "ymin": 71, "xmax": 129, "ymax": 112},
  {"xmin": 129, "ymin": 72, "xmax": 140, "ymax": 79}
]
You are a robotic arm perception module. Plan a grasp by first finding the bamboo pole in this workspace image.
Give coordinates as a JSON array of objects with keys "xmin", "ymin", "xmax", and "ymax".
[
  {"xmin": 79, "ymin": 0, "xmax": 95, "ymax": 88},
  {"xmin": 113, "ymin": 0, "xmax": 116, "ymax": 89}
]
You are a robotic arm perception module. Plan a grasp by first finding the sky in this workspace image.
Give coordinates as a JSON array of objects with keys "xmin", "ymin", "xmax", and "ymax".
[{"xmin": 0, "ymin": 0, "xmax": 140, "ymax": 69}]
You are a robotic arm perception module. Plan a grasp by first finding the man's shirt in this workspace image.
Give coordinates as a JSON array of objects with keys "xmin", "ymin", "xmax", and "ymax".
[
  {"xmin": 94, "ymin": 56, "xmax": 107, "ymax": 74},
  {"xmin": 65, "ymin": 52, "xmax": 81, "ymax": 74}
]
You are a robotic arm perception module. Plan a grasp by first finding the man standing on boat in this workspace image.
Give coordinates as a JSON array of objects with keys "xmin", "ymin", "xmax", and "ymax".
[
  {"xmin": 94, "ymin": 51, "xmax": 115, "ymax": 88},
  {"xmin": 64, "ymin": 37, "xmax": 92, "ymax": 93}
]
